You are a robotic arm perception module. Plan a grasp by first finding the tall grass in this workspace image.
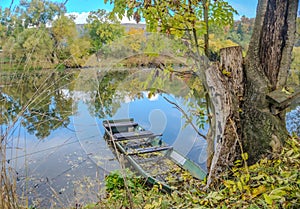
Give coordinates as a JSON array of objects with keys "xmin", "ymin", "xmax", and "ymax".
[
  {"xmin": 0, "ymin": 70, "xmax": 79, "ymax": 208},
  {"xmin": 1, "ymin": 137, "xmax": 19, "ymax": 209}
]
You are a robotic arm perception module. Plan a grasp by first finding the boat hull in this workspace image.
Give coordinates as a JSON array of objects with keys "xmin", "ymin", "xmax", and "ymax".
[{"xmin": 103, "ymin": 118, "xmax": 206, "ymax": 192}]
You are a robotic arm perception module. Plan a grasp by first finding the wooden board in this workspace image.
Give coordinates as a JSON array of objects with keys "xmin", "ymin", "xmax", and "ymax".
[
  {"xmin": 113, "ymin": 131, "xmax": 154, "ymax": 140},
  {"xmin": 103, "ymin": 121, "xmax": 138, "ymax": 128},
  {"xmin": 126, "ymin": 146, "xmax": 173, "ymax": 155},
  {"xmin": 266, "ymin": 85, "xmax": 300, "ymax": 107}
]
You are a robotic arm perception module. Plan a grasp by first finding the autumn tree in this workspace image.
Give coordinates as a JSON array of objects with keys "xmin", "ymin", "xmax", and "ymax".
[
  {"xmin": 1, "ymin": 0, "xmax": 91, "ymax": 68},
  {"xmin": 226, "ymin": 16, "xmax": 255, "ymax": 51},
  {"xmin": 51, "ymin": 15, "xmax": 91, "ymax": 67},
  {"xmin": 108, "ymin": 0, "xmax": 299, "ymax": 186},
  {"xmin": 86, "ymin": 9, "xmax": 125, "ymax": 61},
  {"xmin": 0, "ymin": 0, "xmax": 67, "ymax": 68}
]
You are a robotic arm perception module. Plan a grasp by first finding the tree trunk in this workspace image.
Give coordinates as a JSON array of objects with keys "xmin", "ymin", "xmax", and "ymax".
[
  {"xmin": 205, "ymin": 46, "xmax": 244, "ymax": 185},
  {"xmin": 243, "ymin": 0, "xmax": 298, "ymax": 163},
  {"xmin": 205, "ymin": 0, "xmax": 298, "ymax": 185},
  {"xmin": 203, "ymin": 0, "xmax": 209, "ymax": 57}
]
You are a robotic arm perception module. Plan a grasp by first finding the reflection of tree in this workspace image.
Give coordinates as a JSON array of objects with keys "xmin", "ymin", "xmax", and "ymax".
[
  {"xmin": 1, "ymin": 72, "xmax": 76, "ymax": 139},
  {"xmin": 94, "ymin": 68, "xmax": 207, "ymax": 130},
  {"xmin": 94, "ymin": 70, "xmax": 131, "ymax": 118}
]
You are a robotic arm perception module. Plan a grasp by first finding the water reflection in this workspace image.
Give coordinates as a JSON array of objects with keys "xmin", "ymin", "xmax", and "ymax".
[
  {"xmin": 0, "ymin": 69, "xmax": 209, "ymax": 207},
  {"xmin": 91, "ymin": 69, "xmax": 208, "ymax": 167},
  {"xmin": 1, "ymin": 72, "xmax": 75, "ymax": 139},
  {"xmin": 1, "ymin": 69, "xmax": 299, "ymax": 207}
]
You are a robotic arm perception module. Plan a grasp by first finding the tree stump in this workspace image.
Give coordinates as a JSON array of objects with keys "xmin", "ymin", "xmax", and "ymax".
[{"xmin": 205, "ymin": 46, "xmax": 244, "ymax": 186}]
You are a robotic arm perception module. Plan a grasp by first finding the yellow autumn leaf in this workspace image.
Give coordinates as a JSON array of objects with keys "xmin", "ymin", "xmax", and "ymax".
[
  {"xmin": 251, "ymin": 185, "xmax": 266, "ymax": 198},
  {"xmin": 237, "ymin": 181, "xmax": 243, "ymax": 192}
]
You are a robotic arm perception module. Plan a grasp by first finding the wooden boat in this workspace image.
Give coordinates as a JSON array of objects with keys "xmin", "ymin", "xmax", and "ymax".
[{"xmin": 103, "ymin": 118, "xmax": 207, "ymax": 193}]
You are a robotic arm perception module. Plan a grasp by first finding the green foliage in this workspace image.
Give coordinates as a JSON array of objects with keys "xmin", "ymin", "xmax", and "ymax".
[
  {"xmin": 88, "ymin": 138, "xmax": 300, "ymax": 208},
  {"xmin": 107, "ymin": 0, "xmax": 237, "ymax": 57},
  {"xmin": 85, "ymin": 9, "xmax": 125, "ymax": 56},
  {"xmin": 19, "ymin": 0, "xmax": 65, "ymax": 28},
  {"xmin": 96, "ymin": 31, "xmax": 189, "ymax": 67},
  {"xmin": 295, "ymin": 17, "xmax": 300, "ymax": 47},
  {"xmin": 2, "ymin": 27, "xmax": 55, "ymax": 68},
  {"xmin": 289, "ymin": 47, "xmax": 300, "ymax": 85},
  {"xmin": 105, "ymin": 170, "xmax": 144, "ymax": 193},
  {"xmin": 0, "ymin": 1, "xmax": 90, "ymax": 69},
  {"xmin": 225, "ymin": 16, "xmax": 255, "ymax": 51},
  {"xmin": 0, "ymin": 71, "xmax": 76, "ymax": 138},
  {"xmin": 52, "ymin": 15, "xmax": 77, "ymax": 44}
]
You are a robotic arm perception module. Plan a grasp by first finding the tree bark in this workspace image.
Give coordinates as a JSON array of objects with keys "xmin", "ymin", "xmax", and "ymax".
[
  {"xmin": 243, "ymin": 0, "xmax": 298, "ymax": 163},
  {"xmin": 205, "ymin": 46, "xmax": 244, "ymax": 185},
  {"xmin": 203, "ymin": 0, "xmax": 210, "ymax": 57},
  {"xmin": 205, "ymin": 0, "xmax": 298, "ymax": 185}
]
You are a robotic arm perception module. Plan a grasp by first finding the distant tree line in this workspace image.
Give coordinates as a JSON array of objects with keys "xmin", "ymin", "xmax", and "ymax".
[
  {"xmin": 0, "ymin": 0, "xmax": 299, "ymax": 71},
  {"xmin": 0, "ymin": 0, "xmax": 125, "ymax": 69}
]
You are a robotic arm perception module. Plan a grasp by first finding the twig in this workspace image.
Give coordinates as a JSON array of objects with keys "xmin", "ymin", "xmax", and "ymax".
[
  {"xmin": 229, "ymin": 118, "xmax": 249, "ymax": 174},
  {"xmin": 163, "ymin": 96, "xmax": 207, "ymax": 140},
  {"xmin": 103, "ymin": 120, "xmax": 135, "ymax": 208},
  {"xmin": 9, "ymin": 0, "xmax": 14, "ymax": 11}
]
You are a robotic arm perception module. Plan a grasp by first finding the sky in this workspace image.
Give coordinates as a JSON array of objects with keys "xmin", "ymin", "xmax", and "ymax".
[{"xmin": 0, "ymin": 0, "xmax": 259, "ymax": 24}]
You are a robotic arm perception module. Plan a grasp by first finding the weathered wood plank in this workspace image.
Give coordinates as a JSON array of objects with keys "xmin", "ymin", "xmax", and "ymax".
[
  {"xmin": 113, "ymin": 131, "xmax": 154, "ymax": 140},
  {"xmin": 103, "ymin": 121, "xmax": 138, "ymax": 128},
  {"xmin": 127, "ymin": 146, "xmax": 172, "ymax": 155},
  {"xmin": 266, "ymin": 85, "xmax": 300, "ymax": 107},
  {"xmin": 105, "ymin": 118, "xmax": 134, "ymax": 123},
  {"xmin": 113, "ymin": 133, "xmax": 162, "ymax": 142}
]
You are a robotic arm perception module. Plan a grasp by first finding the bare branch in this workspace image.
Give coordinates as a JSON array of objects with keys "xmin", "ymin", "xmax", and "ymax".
[{"xmin": 163, "ymin": 96, "xmax": 207, "ymax": 140}]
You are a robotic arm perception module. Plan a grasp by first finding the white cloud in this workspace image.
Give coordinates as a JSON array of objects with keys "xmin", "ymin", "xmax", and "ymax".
[
  {"xmin": 120, "ymin": 16, "xmax": 138, "ymax": 24},
  {"xmin": 67, "ymin": 12, "xmax": 90, "ymax": 24}
]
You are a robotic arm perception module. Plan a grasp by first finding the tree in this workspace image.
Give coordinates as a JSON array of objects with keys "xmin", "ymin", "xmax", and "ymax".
[
  {"xmin": 2, "ymin": 27, "xmax": 54, "ymax": 68},
  {"xmin": 107, "ymin": 0, "xmax": 236, "ymax": 58},
  {"xmin": 242, "ymin": 0, "xmax": 298, "ymax": 161},
  {"xmin": 51, "ymin": 15, "xmax": 91, "ymax": 67},
  {"xmin": 226, "ymin": 16, "xmax": 255, "ymax": 51},
  {"xmin": 0, "ymin": 0, "xmax": 67, "ymax": 68},
  {"xmin": 19, "ymin": 0, "xmax": 65, "ymax": 28},
  {"xmin": 108, "ymin": 0, "xmax": 299, "ymax": 186},
  {"xmin": 85, "ymin": 9, "xmax": 125, "ymax": 61},
  {"xmin": 52, "ymin": 15, "xmax": 77, "ymax": 45}
]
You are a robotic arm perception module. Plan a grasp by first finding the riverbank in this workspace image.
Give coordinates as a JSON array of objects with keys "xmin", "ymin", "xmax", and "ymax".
[{"xmin": 84, "ymin": 137, "xmax": 300, "ymax": 209}]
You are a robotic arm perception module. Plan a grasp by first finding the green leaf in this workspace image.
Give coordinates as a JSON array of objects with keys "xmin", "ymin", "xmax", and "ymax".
[{"xmin": 263, "ymin": 193, "xmax": 273, "ymax": 205}]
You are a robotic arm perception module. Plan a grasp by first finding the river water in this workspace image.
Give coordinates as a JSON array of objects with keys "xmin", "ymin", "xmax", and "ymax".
[
  {"xmin": 0, "ymin": 69, "xmax": 208, "ymax": 207},
  {"xmin": 0, "ymin": 69, "xmax": 299, "ymax": 208}
]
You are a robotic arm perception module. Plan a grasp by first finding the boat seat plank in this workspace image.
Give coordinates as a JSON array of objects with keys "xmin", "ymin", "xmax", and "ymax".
[
  {"xmin": 114, "ymin": 133, "xmax": 162, "ymax": 142},
  {"xmin": 106, "ymin": 118, "xmax": 134, "ymax": 123},
  {"xmin": 113, "ymin": 131, "xmax": 154, "ymax": 140},
  {"xmin": 103, "ymin": 121, "xmax": 138, "ymax": 128},
  {"xmin": 127, "ymin": 146, "xmax": 173, "ymax": 155}
]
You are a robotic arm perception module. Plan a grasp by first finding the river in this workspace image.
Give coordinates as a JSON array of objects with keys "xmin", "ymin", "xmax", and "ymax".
[
  {"xmin": 0, "ymin": 69, "xmax": 298, "ymax": 208},
  {"xmin": 0, "ymin": 69, "xmax": 208, "ymax": 207}
]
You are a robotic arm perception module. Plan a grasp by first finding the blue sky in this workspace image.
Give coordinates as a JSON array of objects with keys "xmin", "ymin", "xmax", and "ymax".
[
  {"xmin": 1, "ymin": 0, "xmax": 258, "ymax": 18},
  {"xmin": 66, "ymin": 0, "xmax": 259, "ymax": 18}
]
